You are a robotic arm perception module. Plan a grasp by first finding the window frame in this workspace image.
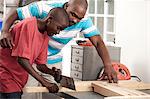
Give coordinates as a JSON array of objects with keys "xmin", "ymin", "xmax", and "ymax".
[{"xmin": 87, "ymin": 0, "xmax": 116, "ymax": 45}]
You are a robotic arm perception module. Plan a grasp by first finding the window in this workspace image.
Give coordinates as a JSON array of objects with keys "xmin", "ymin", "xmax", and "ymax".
[
  {"xmin": 87, "ymin": 0, "xmax": 115, "ymax": 45},
  {"xmin": 0, "ymin": 0, "xmax": 4, "ymax": 20}
]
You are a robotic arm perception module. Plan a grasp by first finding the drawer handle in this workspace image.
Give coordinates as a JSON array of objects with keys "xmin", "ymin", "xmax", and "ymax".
[
  {"xmin": 75, "ymin": 51, "xmax": 79, "ymax": 54},
  {"xmin": 75, "ymin": 65, "xmax": 79, "ymax": 69},
  {"xmin": 74, "ymin": 73, "xmax": 79, "ymax": 77},
  {"xmin": 75, "ymin": 58, "xmax": 79, "ymax": 62}
]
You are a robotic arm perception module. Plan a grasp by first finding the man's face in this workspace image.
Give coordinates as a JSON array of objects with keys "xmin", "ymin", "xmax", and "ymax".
[
  {"xmin": 46, "ymin": 18, "xmax": 68, "ymax": 36},
  {"xmin": 65, "ymin": 3, "xmax": 87, "ymax": 26}
]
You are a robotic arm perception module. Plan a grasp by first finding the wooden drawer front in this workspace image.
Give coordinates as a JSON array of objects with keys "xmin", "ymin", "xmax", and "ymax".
[
  {"xmin": 71, "ymin": 63, "xmax": 82, "ymax": 72},
  {"xmin": 72, "ymin": 48, "xmax": 83, "ymax": 57},
  {"xmin": 70, "ymin": 71, "xmax": 82, "ymax": 79},
  {"xmin": 72, "ymin": 56, "xmax": 83, "ymax": 64}
]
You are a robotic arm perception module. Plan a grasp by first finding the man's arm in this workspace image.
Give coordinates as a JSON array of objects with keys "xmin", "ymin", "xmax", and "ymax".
[
  {"xmin": 17, "ymin": 57, "xmax": 59, "ymax": 93},
  {"xmin": 89, "ymin": 35, "xmax": 118, "ymax": 83},
  {"xmin": 0, "ymin": 9, "xmax": 18, "ymax": 48}
]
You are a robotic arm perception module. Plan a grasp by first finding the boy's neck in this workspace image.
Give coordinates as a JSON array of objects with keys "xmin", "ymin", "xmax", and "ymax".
[{"xmin": 37, "ymin": 19, "xmax": 46, "ymax": 33}]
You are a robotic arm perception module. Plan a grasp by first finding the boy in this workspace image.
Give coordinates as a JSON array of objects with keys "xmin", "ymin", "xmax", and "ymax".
[{"xmin": 0, "ymin": 7, "xmax": 69, "ymax": 99}]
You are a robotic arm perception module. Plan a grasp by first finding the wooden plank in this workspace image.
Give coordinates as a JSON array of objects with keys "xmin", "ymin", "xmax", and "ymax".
[
  {"xmin": 92, "ymin": 82, "xmax": 149, "ymax": 97},
  {"xmin": 74, "ymin": 81, "xmax": 99, "ymax": 91},
  {"xmin": 23, "ymin": 87, "xmax": 48, "ymax": 93},
  {"xmin": 23, "ymin": 87, "xmax": 75, "ymax": 93},
  {"xmin": 116, "ymin": 80, "xmax": 150, "ymax": 90},
  {"xmin": 105, "ymin": 95, "xmax": 150, "ymax": 99},
  {"xmin": 23, "ymin": 81, "xmax": 99, "ymax": 93},
  {"xmin": 74, "ymin": 80, "xmax": 150, "ymax": 91},
  {"xmin": 23, "ymin": 80, "xmax": 150, "ymax": 93}
]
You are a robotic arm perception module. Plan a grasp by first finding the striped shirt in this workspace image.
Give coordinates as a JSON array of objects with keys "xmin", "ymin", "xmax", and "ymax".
[{"xmin": 16, "ymin": 1, "xmax": 100, "ymax": 64}]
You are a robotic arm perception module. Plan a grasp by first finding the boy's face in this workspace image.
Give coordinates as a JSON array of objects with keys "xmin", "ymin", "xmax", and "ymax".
[
  {"xmin": 46, "ymin": 18, "xmax": 68, "ymax": 36},
  {"xmin": 65, "ymin": 1, "xmax": 87, "ymax": 26}
]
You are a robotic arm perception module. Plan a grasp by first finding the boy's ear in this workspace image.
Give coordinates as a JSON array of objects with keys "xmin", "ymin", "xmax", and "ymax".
[{"xmin": 46, "ymin": 15, "xmax": 53, "ymax": 22}]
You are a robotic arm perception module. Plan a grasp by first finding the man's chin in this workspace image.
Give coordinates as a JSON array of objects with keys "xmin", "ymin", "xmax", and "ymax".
[
  {"xmin": 69, "ymin": 22, "xmax": 76, "ymax": 26},
  {"xmin": 48, "ymin": 33, "xmax": 54, "ymax": 36}
]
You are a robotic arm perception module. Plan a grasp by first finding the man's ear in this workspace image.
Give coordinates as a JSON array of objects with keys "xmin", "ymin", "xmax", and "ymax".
[{"xmin": 64, "ymin": 2, "xmax": 68, "ymax": 9}]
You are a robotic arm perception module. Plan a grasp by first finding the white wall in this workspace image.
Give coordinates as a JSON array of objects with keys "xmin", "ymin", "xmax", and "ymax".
[
  {"xmin": 61, "ymin": 39, "xmax": 77, "ymax": 76},
  {"xmin": 115, "ymin": 0, "xmax": 150, "ymax": 82},
  {"xmin": 146, "ymin": 0, "xmax": 150, "ymax": 82}
]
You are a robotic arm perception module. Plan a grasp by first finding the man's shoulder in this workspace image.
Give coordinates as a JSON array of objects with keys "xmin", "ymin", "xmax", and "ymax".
[
  {"xmin": 75, "ymin": 17, "xmax": 93, "ymax": 28},
  {"xmin": 37, "ymin": 1, "xmax": 66, "ymax": 7},
  {"xmin": 80, "ymin": 16, "xmax": 92, "ymax": 23}
]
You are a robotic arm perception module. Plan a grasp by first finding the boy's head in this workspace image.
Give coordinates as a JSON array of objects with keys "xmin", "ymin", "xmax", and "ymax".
[
  {"xmin": 64, "ymin": 0, "xmax": 88, "ymax": 25},
  {"xmin": 46, "ymin": 8, "xmax": 69, "ymax": 36}
]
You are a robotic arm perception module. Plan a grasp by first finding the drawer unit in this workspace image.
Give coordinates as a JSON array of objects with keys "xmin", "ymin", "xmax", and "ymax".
[
  {"xmin": 71, "ymin": 56, "xmax": 83, "ymax": 64},
  {"xmin": 71, "ymin": 63, "xmax": 82, "ymax": 72},
  {"xmin": 72, "ymin": 48, "xmax": 83, "ymax": 57},
  {"xmin": 70, "ymin": 45, "xmax": 121, "ymax": 81},
  {"xmin": 70, "ymin": 70, "xmax": 82, "ymax": 79}
]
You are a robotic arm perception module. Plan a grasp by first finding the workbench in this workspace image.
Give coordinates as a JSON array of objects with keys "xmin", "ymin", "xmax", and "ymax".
[{"xmin": 22, "ymin": 80, "xmax": 150, "ymax": 99}]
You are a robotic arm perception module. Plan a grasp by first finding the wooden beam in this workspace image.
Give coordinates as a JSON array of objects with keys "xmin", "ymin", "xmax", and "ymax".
[
  {"xmin": 23, "ymin": 80, "xmax": 150, "ymax": 93},
  {"xmin": 74, "ymin": 81, "xmax": 99, "ymax": 91},
  {"xmin": 105, "ymin": 95, "xmax": 150, "ymax": 99},
  {"xmin": 115, "ymin": 80, "xmax": 150, "ymax": 90},
  {"xmin": 92, "ymin": 82, "xmax": 149, "ymax": 97},
  {"xmin": 23, "ymin": 87, "xmax": 75, "ymax": 93},
  {"xmin": 23, "ymin": 81, "xmax": 99, "ymax": 93}
]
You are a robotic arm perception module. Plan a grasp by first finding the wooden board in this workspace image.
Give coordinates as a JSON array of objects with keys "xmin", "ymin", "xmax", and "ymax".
[
  {"xmin": 23, "ymin": 81, "xmax": 99, "ymax": 93},
  {"xmin": 74, "ymin": 81, "xmax": 99, "ymax": 91},
  {"xmin": 105, "ymin": 95, "xmax": 150, "ymax": 99},
  {"xmin": 108, "ymin": 80, "xmax": 150, "ymax": 90},
  {"xmin": 92, "ymin": 82, "xmax": 150, "ymax": 97},
  {"xmin": 23, "ymin": 80, "xmax": 150, "ymax": 93},
  {"xmin": 23, "ymin": 87, "xmax": 75, "ymax": 93}
]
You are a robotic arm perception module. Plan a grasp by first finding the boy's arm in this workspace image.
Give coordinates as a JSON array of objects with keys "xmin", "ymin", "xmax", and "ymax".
[
  {"xmin": 0, "ymin": 1, "xmax": 44, "ymax": 48},
  {"xmin": 36, "ymin": 64, "xmax": 62, "ymax": 83},
  {"xmin": 17, "ymin": 57, "xmax": 59, "ymax": 93},
  {"xmin": 0, "ymin": 10, "xmax": 18, "ymax": 49}
]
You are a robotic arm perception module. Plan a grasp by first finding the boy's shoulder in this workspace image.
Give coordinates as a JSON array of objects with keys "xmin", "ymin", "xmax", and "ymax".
[
  {"xmin": 12, "ymin": 17, "xmax": 37, "ymax": 31},
  {"xmin": 15, "ymin": 17, "xmax": 37, "ymax": 27},
  {"xmin": 21, "ymin": 17, "xmax": 36, "ymax": 24}
]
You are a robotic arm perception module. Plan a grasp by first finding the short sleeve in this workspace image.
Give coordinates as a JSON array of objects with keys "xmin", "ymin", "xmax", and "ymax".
[
  {"xmin": 81, "ymin": 17, "xmax": 100, "ymax": 38},
  {"xmin": 11, "ymin": 19, "xmax": 34, "ymax": 60},
  {"xmin": 16, "ymin": 1, "xmax": 64, "ymax": 20},
  {"xmin": 17, "ymin": 2, "xmax": 43, "ymax": 20},
  {"xmin": 35, "ymin": 44, "xmax": 48, "ymax": 65}
]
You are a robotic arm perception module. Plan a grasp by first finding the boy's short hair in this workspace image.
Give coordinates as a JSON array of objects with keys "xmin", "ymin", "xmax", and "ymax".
[{"xmin": 48, "ymin": 7, "xmax": 69, "ymax": 26}]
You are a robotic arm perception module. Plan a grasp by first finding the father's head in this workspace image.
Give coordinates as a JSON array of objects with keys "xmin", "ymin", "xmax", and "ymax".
[{"xmin": 64, "ymin": 0, "xmax": 88, "ymax": 26}]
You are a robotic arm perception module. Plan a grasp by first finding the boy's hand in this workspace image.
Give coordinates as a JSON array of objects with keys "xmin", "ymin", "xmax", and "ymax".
[
  {"xmin": 51, "ymin": 67, "xmax": 62, "ymax": 83},
  {"xmin": 42, "ymin": 81, "xmax": 59, "ymax": 93},
  {"xmin": 0, "ymin": 31, "xmax": 14, "ymax": 49}
]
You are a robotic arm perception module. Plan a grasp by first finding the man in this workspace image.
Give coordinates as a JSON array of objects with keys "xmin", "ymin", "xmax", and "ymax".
[{"xmin": 0, "ymin": 0, "xmax": 118, "ymax": 83}]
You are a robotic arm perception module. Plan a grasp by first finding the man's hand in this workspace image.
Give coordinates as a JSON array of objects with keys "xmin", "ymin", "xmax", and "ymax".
[
  {"xmin": 42, "ymin": 81, "xmax": 59, "ymax": 93},
  {"xmin": 0, "ymin": 31, "xmax": 14, "ymax": 49},
  {"xmin": 98, "ymin": 65, "xmax": 118, "ymax": 83}
]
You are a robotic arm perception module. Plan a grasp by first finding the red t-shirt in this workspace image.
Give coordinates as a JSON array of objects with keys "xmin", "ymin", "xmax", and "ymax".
[{"xmin": 0, "ymin": 17, "xmax": 49, "ymax": 93}]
